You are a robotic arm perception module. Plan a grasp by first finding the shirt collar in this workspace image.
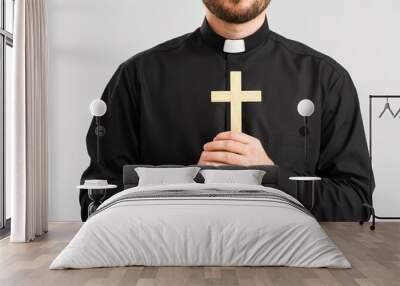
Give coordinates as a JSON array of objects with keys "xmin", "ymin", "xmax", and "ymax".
[{"xmin": 199, "ymin": 17, "xmax": 270, "ymax": 53}]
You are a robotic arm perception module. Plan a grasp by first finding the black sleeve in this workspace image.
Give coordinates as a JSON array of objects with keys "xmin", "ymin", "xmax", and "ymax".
[
  {"xmin": 313, "ymin": 70, "xmax": 374, "ymax": 221},
  {"xmin": 79, "ymin": 63, "xmax": 140, "ymax": 221}
]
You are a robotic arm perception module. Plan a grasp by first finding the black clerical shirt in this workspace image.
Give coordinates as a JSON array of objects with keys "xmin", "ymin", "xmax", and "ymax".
[{"xmin": 80, "ymin": 18, "xmax": 374, "ymax": 222}]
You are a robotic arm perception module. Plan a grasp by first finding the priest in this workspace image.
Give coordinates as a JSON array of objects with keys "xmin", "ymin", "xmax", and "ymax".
[{"xmin": 80, "ymin": 0, "xmax": 374, "ymax": 222}]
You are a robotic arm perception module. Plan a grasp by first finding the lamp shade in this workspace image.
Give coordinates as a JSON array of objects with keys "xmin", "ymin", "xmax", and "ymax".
[
  {"xmin": 89, "ymin": 99, "xmax": 107, "ymax": 117},
  {"xmin": 297, "ymin": 99, "xmax": 315, "ymax": 117}
]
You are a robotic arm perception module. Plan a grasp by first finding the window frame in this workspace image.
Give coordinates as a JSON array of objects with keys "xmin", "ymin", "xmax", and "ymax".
[{"xmin": 0, "ymin": 0, "xmax": 14, "ymax": 233}]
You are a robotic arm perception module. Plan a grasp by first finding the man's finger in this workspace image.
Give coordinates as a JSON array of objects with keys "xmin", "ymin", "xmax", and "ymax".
[
  {"xmin": 198, "ymin": 160, "xmax": 228, "ymax": 166},
  {"xmin": 213, "ymin": 131, "xmax": 254, "ymax": 144},
  {"xmin": 198, "ymin": 153, "xmax": 227, "ymax": 166},
  {"xmin": 201, "ymin": 151, "xmax": 248, "ymax": 165},
  {"xmin": 203, "ymin": 140, "xmax": 248, "ymax": 155}
]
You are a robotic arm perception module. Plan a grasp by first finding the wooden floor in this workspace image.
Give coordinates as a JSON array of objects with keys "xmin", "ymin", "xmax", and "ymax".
[{"xmin": 0, "ymin": 222, "xmax": 399, "ymax": 286}]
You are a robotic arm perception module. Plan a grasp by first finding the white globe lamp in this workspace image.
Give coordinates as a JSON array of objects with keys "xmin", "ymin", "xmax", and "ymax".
[
  {"xmin": 297, "ymin": 99, "xmax": 315, "ymax": 117},
  {"xmin": 89, "ymin": 99, "xmax": 107, "ymax": 117}
]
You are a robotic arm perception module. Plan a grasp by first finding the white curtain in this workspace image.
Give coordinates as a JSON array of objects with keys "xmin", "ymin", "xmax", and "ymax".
[{"xmin": 8, "ymin": 0, "xmax": 49, "ymax": 242}]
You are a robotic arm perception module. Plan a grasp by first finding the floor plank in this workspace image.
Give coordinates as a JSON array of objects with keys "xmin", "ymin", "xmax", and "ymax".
[{"xmin": 0, "ymin": 222, "xmax": 399, "ymax": 286}]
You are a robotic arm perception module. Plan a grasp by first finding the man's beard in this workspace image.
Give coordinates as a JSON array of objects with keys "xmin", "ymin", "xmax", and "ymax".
[{"xmin": 203, "ymin": 0, "xmax": 270, "ymax": 24}]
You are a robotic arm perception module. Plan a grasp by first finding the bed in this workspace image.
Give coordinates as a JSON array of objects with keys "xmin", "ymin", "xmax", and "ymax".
[{"xmin": 50, "ymin": 165, "xmax": 350, "ymax": 269}]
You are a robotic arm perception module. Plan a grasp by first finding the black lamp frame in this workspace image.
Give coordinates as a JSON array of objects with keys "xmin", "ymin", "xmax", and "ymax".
[{"xmin": 95, "ymin": 117, "xmax": 106, "ymax": 163}]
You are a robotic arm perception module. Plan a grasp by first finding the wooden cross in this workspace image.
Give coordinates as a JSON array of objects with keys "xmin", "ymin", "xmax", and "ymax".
[{"xmin": 211, "ymin": 71, "xmax": 262, "ymax": 133}]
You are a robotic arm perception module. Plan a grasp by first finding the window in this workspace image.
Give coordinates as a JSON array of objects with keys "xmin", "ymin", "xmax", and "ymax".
[{"xmin": 0, "ymin": 0, "xmax": 14, "ymax": 233}]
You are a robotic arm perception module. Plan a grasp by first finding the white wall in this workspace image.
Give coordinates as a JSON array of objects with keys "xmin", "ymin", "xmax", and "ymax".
[{"xmin": 47, "ymin": 0, "xmax": 400, "ymax": 221}]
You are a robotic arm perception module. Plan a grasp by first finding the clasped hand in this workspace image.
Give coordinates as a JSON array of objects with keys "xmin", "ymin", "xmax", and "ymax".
[{"xmin": 198, "ymin": 131, "xmax": 274, "ymax": 166}]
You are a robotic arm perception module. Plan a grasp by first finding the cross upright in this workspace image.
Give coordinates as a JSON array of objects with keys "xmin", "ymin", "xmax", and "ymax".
[{"xmin": 211, "ymin": 71, "xmax": 262, "ymax": 133}]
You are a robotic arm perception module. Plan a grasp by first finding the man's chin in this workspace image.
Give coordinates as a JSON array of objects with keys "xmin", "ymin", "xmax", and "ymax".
[{"xmin": 203, "ymin": 0, "xmax": 270, "ymax": 24}]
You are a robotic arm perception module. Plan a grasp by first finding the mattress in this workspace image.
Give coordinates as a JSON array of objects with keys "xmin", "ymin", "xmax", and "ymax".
[{"xmin": 50, "ymin": 183, "xmax": 350, "ymax": 269}]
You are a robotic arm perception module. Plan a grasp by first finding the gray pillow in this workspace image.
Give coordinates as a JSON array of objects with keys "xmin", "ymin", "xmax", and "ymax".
[
  {"xmin": 135, "ymin": 167, "xmax": 201, "ymax": 186},
  {"xmin": 200, "ymin": 169, "xmax": 266, "ymax": 185}
]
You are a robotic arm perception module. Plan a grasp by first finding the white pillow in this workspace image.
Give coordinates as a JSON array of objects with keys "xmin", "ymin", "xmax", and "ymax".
[
  {"xmin": 135, "ymin": 167, "xmax": 201, "ymax": 186},
  {"xmin": 200, "ymin": 169, "xmax": 266, "ymax": 185}
]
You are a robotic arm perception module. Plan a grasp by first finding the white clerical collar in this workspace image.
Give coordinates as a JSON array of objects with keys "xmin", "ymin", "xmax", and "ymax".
[
  {"xmin": 223, "ymin": 39, "xmax": 246, "ymax": 54},
  {"xmin": 200, "ymin": 18, "xmax": 270, "ymax": 53}
]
